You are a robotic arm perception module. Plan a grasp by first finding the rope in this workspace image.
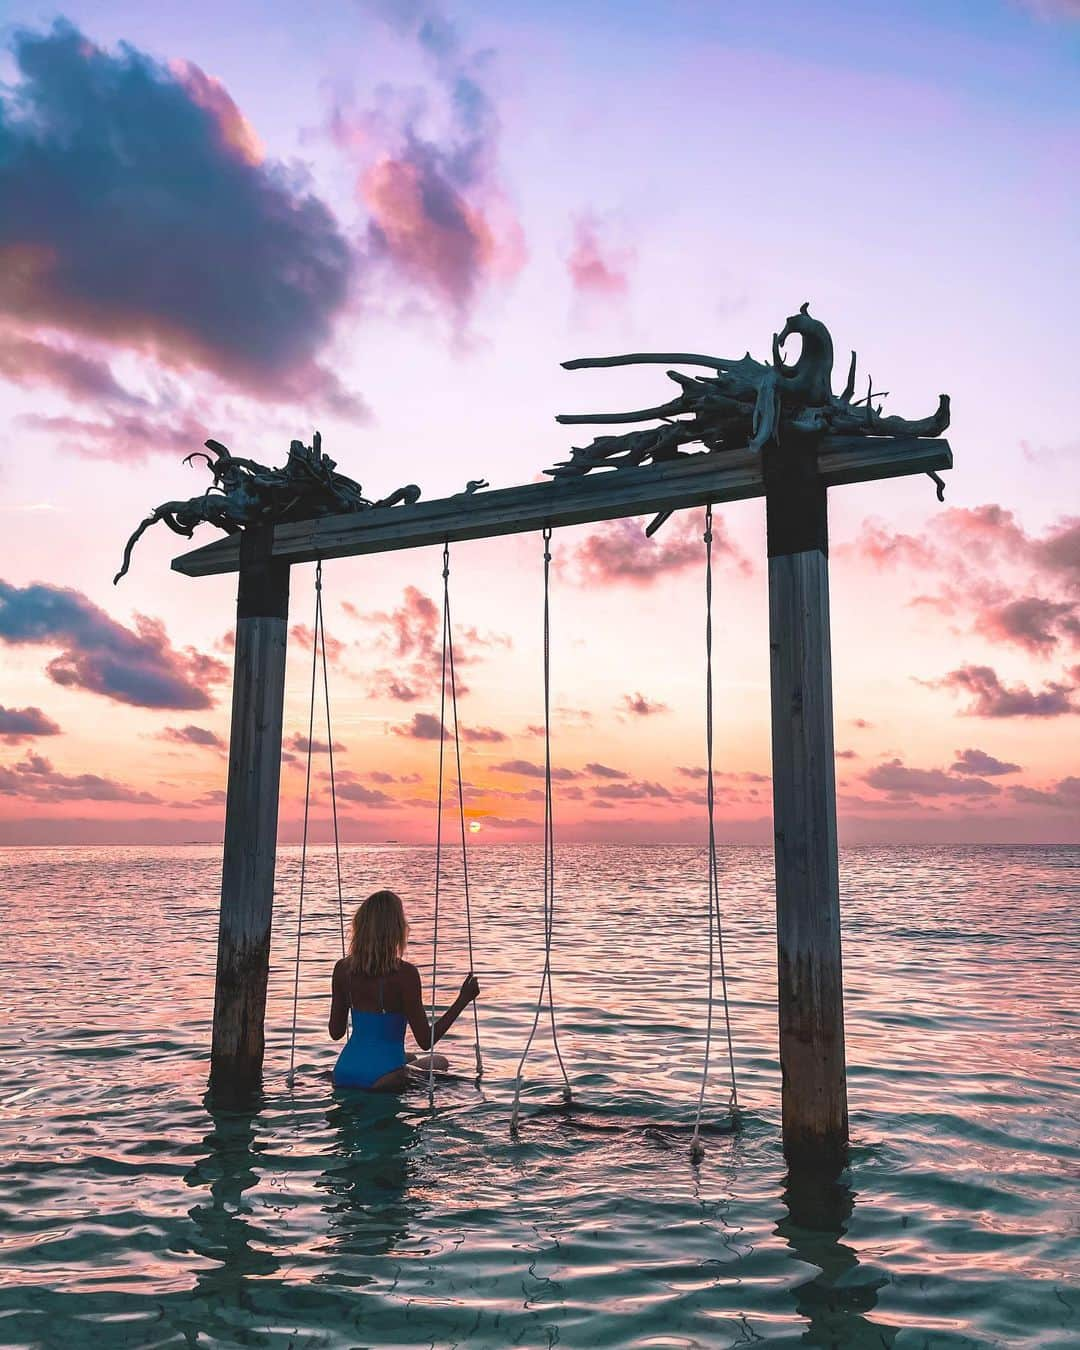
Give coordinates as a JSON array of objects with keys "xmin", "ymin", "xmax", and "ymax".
[
  {"xmin": 316, "ymin": 563, "xmax": 346, "ymax": 959},
  {"xmin": 287, "ymin": 561, "xmax": 322, "ymax": 1088},
  {"xmin": 442, "ymin": 546, "xmax": 483, "ymax": 1079},
  {"xmin": 690, "ymin": 505, "xmax": 739, "ymax": 1160},
  {"xmin": 512, "ymin": 526, "xmax": 572, "ymax": 1133},
  {"xmin": 428, "ymin": 546, "xmax": 451, "ymax": 1099}
]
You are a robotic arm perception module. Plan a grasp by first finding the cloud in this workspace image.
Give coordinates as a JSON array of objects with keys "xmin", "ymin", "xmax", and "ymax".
[
  {"xmin": 0, "ymin": 580, "xmax": 228, "ymax": 709},
  {"xmin": 290, "ymin": 624, "xmax": 348, "ymax": 663},
  {"xmin": 865, "ymin": 757, "xmax": 999, "ymax": 798},
  {"xmin": 493, "ymin": 758, "xmax": 581, "ymax": 781},
  {"xmin": 950, "ymin": 747, "xmax": 1021, "ymax": 777},
  {"xmin": 19, "ymin": 410, "xmax": 208, "ymax": 464},
  {"xmin": 621, "ymin": 691, "xmax": 669, "ymax": 717},
  {"xmin": 929, "ymin": 664, "xmax": 1078, "ymax": 717},
  {"xmin": 0, "ymin": 704, "xmax": 61, "ymax": 743},
  {"xmin": 854, "ymin": 507, "xmax": 1080, "ymax": 658},
  {"xmin": 973, "ymin": 596, "xmax": 1079, "ymax": 655},
  {"xmin": 0, "ymin": 331, "xmax": 139, "ymax": 403},
  {"xmin": 1010, "ymin": 775, "xmax": 1080, "ymax": 809},
  {"xmin": 460, "ymin": 724, "xmax": 507, "ymax": 743},
  {"xmin": 569, "ymin": 512, "xmax": 748, "ymax": 588},
  {"xmin": 285, "ymin": 732, "xmax": 347, "ymax": 754},
  {"xmin": 566, "ymin": 214, "xmax": 634, "ymax": 297},
  {"xmin": 391, "ymin": 712, "xmax": 447, "ymax": 740},
  {"xmin": 585, "ymin": 762, "xmax": 628, "ymax": 779},
  {"xmin": 593, "ymin": 779, "xmax": 675, "ymax": 801},
  {"xmin": 336, "ymin": 1, "xmax": 525, "ymax": 321},
  {"xmin": 0, "ymin": 751, "xmax": 161, "ymax": 802},
  {"xmin": 334, "ymin": 780, "xmax": 394, "ymax": 807},
  {"xmin": 0, "ymin": 22, "xmax": 354, "ymax": 397},
  {"xmin": 159, "ymin": 724, "xmax": 225, "ymax": 751},
  {"xmin": 365, "ymin": 584, "xmax": 509, "ymax": 700}
]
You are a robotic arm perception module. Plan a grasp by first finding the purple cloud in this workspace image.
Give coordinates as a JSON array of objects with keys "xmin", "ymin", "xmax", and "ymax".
[
  {"xmin": 0, "ymin": 752, "xmax": 161, "ymax": 802},
  {"xmin": 392, "ymin": 712, "xmax": 447, "ymax": 740},
  {"xmin": 0, "ymin": 22, "xmax": 354, "ymax": 397},
  {"xmin": 585, "ymin": 762, "xmax": 628, "ymax": 779},
  {"xmin": 950, "ymin": 747, "xmax": 1021, "ymax": 776},
  {"xmin": 1010, "ymin": 775, "xmax": 1080, "ymax": 808},
  {"xmin": 159, "ymin": 724, "xmax": 225, "ymax": 751},
  {"xmin": 461, "ymin": 725, "xmax": 507, "ymax": 743},
  {"xmin": 0, "ymin": 704, "xmax": 61, "ymax": 743},
  {"xmin": 285, "ymin": 732, "xmax": 347, "ymax": 754},
  {"xmin": 493, "ymin": 758, "xmax": 581, "ymax": 781},
  {"xmin": 865, "ymin": 758, "xmax": 999, "ymax": 798},
  {"xmin": 0, "ymin": 580, "xmax": 228, "ymax": 709}
]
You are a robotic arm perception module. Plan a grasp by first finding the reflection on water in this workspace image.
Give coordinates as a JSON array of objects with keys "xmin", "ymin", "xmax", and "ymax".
[
  {"xmin": 779, "ymin": 1167, "xmax": 896, "ymax": 1349},
  {"xmin": 0, "ymin": 843, "xmax": 1077, "ymax": 1347}
]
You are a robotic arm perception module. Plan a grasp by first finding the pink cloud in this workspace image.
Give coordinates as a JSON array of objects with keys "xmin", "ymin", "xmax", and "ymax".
[
  {"xmin": 973, "ymin": 596, "xmax": 1080, "ymax": 655},
  {"xmin": 335, "ymin": 2, "xmax": 525, "ymax": 322},
  {"xmin": 20, "ymin": 410, "xmax": 208, "ymax": 464},
  {"xmin": 0, "ymin": 331, "xmax": 137, "ymax": 403},
  {"xmin": 929, "ymin": 664, "xmax": 1078, "ymax": 717},
  {"xmin": 621, "ymin": 692, "xmax": 669, "ymax": 717},
  {"xmin": 570, "ymin": 512, "xmax": 748, "ymax": 588},
  {"xmin": 566, "ymin": 214, "xmax": 634, "ymax": 297},
  {"xmin": 365, "ymin": 585, "xmax": 509, "ymax": 701}
]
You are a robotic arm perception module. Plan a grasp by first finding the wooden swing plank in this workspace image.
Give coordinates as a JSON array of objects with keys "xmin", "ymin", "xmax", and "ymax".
[{"xmin": 172, "ymin": 435, "xmax": 951, "ymax": 577}]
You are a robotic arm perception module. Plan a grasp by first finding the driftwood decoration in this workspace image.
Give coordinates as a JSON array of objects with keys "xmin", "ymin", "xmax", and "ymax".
[
  {"xmin": 114, "ymin": 433, "xmax": 421, "ymax": 582},
  {"xmin": 551, "ymin": 304, "xmax": 950, "ymax": 492}
]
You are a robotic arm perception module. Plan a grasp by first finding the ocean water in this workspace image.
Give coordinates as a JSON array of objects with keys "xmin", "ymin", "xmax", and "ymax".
[{"xmin": 0, "ymin": 843, "xmax": 1077, "ymax": 1349}]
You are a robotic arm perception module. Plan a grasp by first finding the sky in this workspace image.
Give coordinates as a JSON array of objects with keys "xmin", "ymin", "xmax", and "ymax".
[{"xmin": 0, "ymin": 0, "xmax": 1077, "ymax": 846}]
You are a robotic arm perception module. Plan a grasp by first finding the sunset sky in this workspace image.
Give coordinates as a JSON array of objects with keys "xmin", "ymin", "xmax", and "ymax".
[{"xmin": 1, "ymin": 0, "xmax": 1077, "ymax": 846}]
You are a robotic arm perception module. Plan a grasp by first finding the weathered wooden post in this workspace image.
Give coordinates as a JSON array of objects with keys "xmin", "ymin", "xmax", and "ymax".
[
  {"xmin": 764, "ymin": 433, "xmax": 847, "ymax": 1169},
  {"xmin": 210, "ymin": 524, "xmax": 290, "ymax": 1098}
]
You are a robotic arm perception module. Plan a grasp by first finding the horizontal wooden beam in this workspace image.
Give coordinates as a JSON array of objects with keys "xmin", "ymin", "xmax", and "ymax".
[{"xmin": 172, "ymin": 436, "xmax": 951, "ymax": 577}]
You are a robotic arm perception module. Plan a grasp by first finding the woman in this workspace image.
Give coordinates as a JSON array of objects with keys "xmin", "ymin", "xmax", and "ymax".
[{"xmin": 329, "ymin": 889, "xmax": 479, "ymax": 1091}]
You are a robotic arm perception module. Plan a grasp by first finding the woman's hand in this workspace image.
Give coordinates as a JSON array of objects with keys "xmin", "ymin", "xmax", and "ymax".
[{"xmin": 458, "ymin": 973, "xmax": 480, "ymax": 1006}]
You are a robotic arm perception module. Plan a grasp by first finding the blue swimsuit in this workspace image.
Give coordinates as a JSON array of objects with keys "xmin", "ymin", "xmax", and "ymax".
[{"xmin": 333, "ymin": 977, "xmax": 408, "ymax": 1089}]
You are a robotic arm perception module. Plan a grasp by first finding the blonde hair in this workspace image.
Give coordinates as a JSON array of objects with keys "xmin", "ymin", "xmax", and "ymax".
[{"xmin": 348, "ymin": 890, "xmax": 408, "ymax": 976}]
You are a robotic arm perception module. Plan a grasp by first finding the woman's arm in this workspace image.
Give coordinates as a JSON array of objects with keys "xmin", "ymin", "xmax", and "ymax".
[
  {"xmin": 328, "ymin": 961, "xmax": 349, "ymax": 1040},
  {"xmin": 403, "ymin": 965, "xmax": 479, "ymax": 1050}
]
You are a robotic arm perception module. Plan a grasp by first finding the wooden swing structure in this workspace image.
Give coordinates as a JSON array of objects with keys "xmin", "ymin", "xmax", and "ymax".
[{"xmin": 156, "ymin": 306, "xmax": 953, "ymax": 1170}]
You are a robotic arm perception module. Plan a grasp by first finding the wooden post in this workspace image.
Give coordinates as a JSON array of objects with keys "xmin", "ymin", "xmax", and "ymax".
[
  {"xmin": 210, "ymin": 525, "xmax": 290, "ymax": 1099},
  {"xmin": 764, "ymin": 434, "xmax": 848, "ymax": 1170}
]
